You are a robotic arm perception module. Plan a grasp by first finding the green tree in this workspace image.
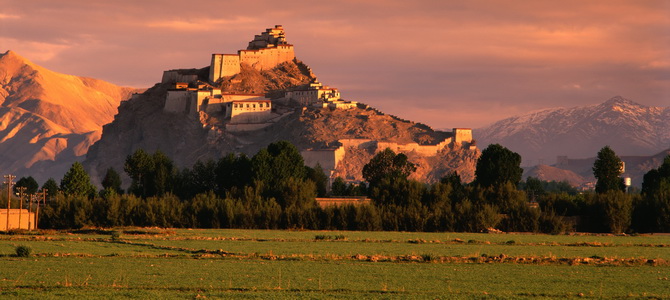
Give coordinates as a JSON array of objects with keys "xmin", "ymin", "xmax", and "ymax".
[
  {"xmin": 523, "ymin": 177, "xmax": 545, "ymax": 202},
  {"xmin": 60, "ymin": 162, "xmax": 96, "ymax": 197},
  {"xmin": 251, "ymin": 141, "xmax": 308, "ymax": 205},
  {"xmin": 587, "ymin": 191, "xmax": 633, "ymax": 233},
  {"xmin": 14, "ymin": 176, "xmax": 39, "ymax": 194},
  {"xmin": 633, "ymin": 155, "xmax": 670, "ymax": 232},
  {"xmin": 440, "ymin": 172, "xmax": 467, "ymax": 203},
  {"xmin": 252, "ymin": 141, "xmax": 306, "ymax": 186},
  {"xmin": 41, "ymin": 178, "xmax": 59, "ymax": 199},
  {"xmin": 151, "ymin": 151, "xmax": 176, "ymax": 196},
  {"xmin": 593, "ymin": 146, "xmax": 625, "ymax": 193},
  {"xmin": 641, "ymin": 155, "xmax": 670, "ymax": 197},
  {"xmin": 124, "ymin": 149, "xmax": 176, "ymax": 197},
  {"xmin": 125, "ymin": 149, "xmax": 154, "ymax": 197},
  {"xmin": 215, "ymin": 153, "xmax": 253, "ymax": 196},
  {"xmin": 474, "ymin": 144, "xmax": 523, "ymax": 188},
  {"xmin": 362, "ymin": 148, "xmax": 416, "ymax": 188},
  {"xmin": 306, "ymin": 164, "xmax": 328, "ymax": 197},
  {"xmin": 331, "ymin": 177, "xmax": 348, "ymax": 196},
  {"xmin": 101, "ymin": 167, "xmax": 123, "ymax": 194}
]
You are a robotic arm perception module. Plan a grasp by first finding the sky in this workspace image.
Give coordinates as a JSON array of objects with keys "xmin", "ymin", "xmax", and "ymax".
[{"xmin": 1, "ymin": 0, "xmax": 668, "ymax": 129}]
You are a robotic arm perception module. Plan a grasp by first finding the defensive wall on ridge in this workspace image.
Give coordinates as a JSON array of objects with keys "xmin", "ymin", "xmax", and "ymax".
[{"xmin": 301, "ymin": 128, "xmax": 474, "ymax": 178}]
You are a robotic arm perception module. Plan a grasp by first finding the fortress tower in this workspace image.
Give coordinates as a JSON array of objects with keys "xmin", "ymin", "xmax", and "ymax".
[{"xmin": 210, "ymin": 25, "xmax": 296, "ymax": 83}]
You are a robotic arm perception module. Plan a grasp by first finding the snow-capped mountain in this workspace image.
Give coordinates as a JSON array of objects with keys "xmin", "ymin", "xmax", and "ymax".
[{"xmin": 475, "ymin": 96, "xmax": 670, "ymax": 165}]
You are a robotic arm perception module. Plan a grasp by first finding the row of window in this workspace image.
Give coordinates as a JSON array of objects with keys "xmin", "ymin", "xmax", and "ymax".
[{"xmin": 232, "ymin": 102, "xmax": 270, "ymax": 109}]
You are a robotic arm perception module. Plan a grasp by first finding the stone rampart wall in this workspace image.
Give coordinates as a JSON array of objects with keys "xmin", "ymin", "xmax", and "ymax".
[
  {"xmin": 162, "ymin": 70, "xmax": 198, "ymax": 84},
  {"xmin": 301, "ymin": 146, "xmax": 345, "ymax": 173},
  {"xmin": 164, "ymin": 90, "xmax": 190, "ymax": 113},
  {"xmin": 239, "ymin": 45, "xmax": 294, "ymax": 71}
]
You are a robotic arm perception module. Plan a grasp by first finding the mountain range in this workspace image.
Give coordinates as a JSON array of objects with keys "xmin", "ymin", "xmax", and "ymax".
[
  {"xmin": 1, "ymin": 37, "xmax": 667, "ymax": 188},
  {"xmin": 475, "ymin": 96, "xmax": 670, "ymax": 166},
  {"xmin": 0, "ymin": 50, "xmax": 137, "ymax": 183}
]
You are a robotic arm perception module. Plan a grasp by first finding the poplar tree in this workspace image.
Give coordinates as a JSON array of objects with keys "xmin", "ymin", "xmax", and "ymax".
[
  {"xmin": 101, "ymin": 167, "xmax": 123, "ymax": 194},
  {"xmin": 474, "ymin": 144, "xmax": 523, "ymax": 188},
  {"xmin": 60, "ymin": 162, "xmax": 96, "ymax": 197},
  {"xmin": 592, "ymin": 146, "xmax": 625, "ymax": 193},
  {"xmin": 362, "ymin": 148, "xmax": 416, "ymax": 188},
  {"xmin": 15, "ymin": 176, "xmax": 39, "ymax": 194}
]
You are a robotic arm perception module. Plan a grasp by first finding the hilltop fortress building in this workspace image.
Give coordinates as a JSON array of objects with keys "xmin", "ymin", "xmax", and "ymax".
[
  {"xmin": 162, "ymin": 25, "xmax": 356, "ymax": 127},
  {"xmin": 209, "ymin": 25, "xmax": 295, "ymax": 82},
  {"xmin": 159, "ymin": 25, "xmax": 476, "ymax": 178}
]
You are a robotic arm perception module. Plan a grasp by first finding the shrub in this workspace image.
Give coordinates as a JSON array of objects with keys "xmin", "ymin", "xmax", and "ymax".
[
  {"xmin": 421, "ymin": 253, "xmax": 435, "ymax": 262},
  {"xmin": 15, "ymin": 245, "xmax": 32, "ymax": 257}
]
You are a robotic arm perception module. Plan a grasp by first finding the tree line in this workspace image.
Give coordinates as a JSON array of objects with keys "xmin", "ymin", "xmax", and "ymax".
[{"xmin": 8, "ymin": 141, "xmax": 669, "ymax": 233}]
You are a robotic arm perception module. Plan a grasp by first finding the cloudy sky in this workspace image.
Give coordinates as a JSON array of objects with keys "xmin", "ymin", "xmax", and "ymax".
[{"xmin": 1, "ymin": 0, "xmax": 668, "ymax": 129}]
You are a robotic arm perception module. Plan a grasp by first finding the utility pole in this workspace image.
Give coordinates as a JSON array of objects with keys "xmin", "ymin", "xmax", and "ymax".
[
  {"xmin": 4, "ymin": 174, "xmax": 15, "ymax": 231},
  {"xmin": 41, "ymin": 189, "xmax": 48, "ymax": 229},
  {"xmin": 35, "ymin": 194, "xmax": 40, "ymax": 230},
  {"xmin": 17, "ymin": 186, "xmax": 26, "ymax": 230},
  {"xmin": 28, "ymin": 194, "xmax": 33, "ymax": 231}
]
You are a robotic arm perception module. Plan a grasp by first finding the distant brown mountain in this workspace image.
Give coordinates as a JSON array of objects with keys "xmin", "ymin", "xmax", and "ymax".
[
  {"xmin": 0, "ymin": 50, "xmax": 138, "ymax": 183},
  {"xmin": 523, "ymin": 164, "xmax": 586, "ymax": 186}
]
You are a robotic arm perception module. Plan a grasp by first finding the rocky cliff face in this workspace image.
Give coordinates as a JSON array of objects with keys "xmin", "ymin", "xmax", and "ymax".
[
  {"xmin": 0, "ymin": 50, "xmax": 137, "ymax": 183},
  {"xmin": 475, "ymin": 96, "xmax": 670, "ymax": 165}
]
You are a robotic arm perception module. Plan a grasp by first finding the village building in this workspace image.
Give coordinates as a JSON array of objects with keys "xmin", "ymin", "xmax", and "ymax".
[
  {"xmin": 0, "ymin": 209, "xmax": 36, "ymax": 230},
  {"xmin": 164, "ymin": 84, "xmax": 222, "ymax": 116},
  {"xmin": 163, "ymin": 80, "xmax": 274, "ymax": 124},
  {"xmin": 224, "ymin": 98, "xmax": 273, "ymax": 123},
  {"xmin": 285, "ymin": 80, "xmax": 341, "ymax": 106}
]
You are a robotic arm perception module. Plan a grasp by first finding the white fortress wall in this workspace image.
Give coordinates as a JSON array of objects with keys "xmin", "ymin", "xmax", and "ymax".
[
  {"xmin": 230, "ymin": 110, "xmax": 272, "ymax": 123},
  {"xmin": 238, "ymin": 45, "xmax": 295, "ymax": 71},
  {"xmin": 453, "ymin": 128, "xmax": 473, "ymax": 146},
  {"xmin": 227, "ymin": 100, "xmax": 273, "ymax": 123},
  {"xmin": 162, "ymin": 70, "xmax": 198, "ymax": 84},
  {"xmin": 209, "ymin": 54, "xmax": 241, "ymax": 82},
  {"xmin": 164, "ymin": 90, "xmax": 191, "ymax": 113},
  {"xmin": 339, "ymin": 139, "xmax": 375, "ymax": 149},
  {"xmin": 223, "ymin": 94, "xmax": 266, "ymax": 102},
  {"xmin": 225, "ymin": 123, "xmax": 273, "ymax": 132},
  {"xmin": 301, "ymin": 146, "xmax": 346, "ymax": 176}
]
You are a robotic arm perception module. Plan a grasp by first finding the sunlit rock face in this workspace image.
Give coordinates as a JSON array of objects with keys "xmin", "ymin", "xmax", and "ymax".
[{"xmin": 0, "ymin": 50, "xmax": 137, "ymax": 183}]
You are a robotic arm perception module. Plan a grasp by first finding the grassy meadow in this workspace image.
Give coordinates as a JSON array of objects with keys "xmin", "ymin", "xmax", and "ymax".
[{"xmin": 1, "ymin": 229, "xmax": 669, "ymax": 299}]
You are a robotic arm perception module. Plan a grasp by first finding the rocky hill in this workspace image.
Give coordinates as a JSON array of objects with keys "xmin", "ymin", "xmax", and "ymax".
[
  {"xmin": 522, "ymin": 165, "xmax": 586, "ymax": 187},
  {"xmin": 0, "ymin": 50, "xmax": 137, "ymax": 183},
  {"xmin": 84, "ymin": 26, "xmax": 479, "ymax": 185},
  {"xmin": 475, "ymin": 96, "xmax": 670, "ymax": 165},
  {"xmin": 84, "ymin": 73, "xmax": 479, "ymax": 184}
]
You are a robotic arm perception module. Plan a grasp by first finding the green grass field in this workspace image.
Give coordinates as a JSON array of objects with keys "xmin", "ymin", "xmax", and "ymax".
[{"xmin": 1, "ymin": 229, "xmax": 669, "ymax": 299}]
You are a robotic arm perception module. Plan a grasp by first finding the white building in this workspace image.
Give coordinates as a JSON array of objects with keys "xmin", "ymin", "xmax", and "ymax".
[
  {"xmin": 224, "ymin": 99, "xmax": 273, "ymax": 123},
  {"xmin": 285, "ymin": 80, "xmax": 341, "ymax": 106}
]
